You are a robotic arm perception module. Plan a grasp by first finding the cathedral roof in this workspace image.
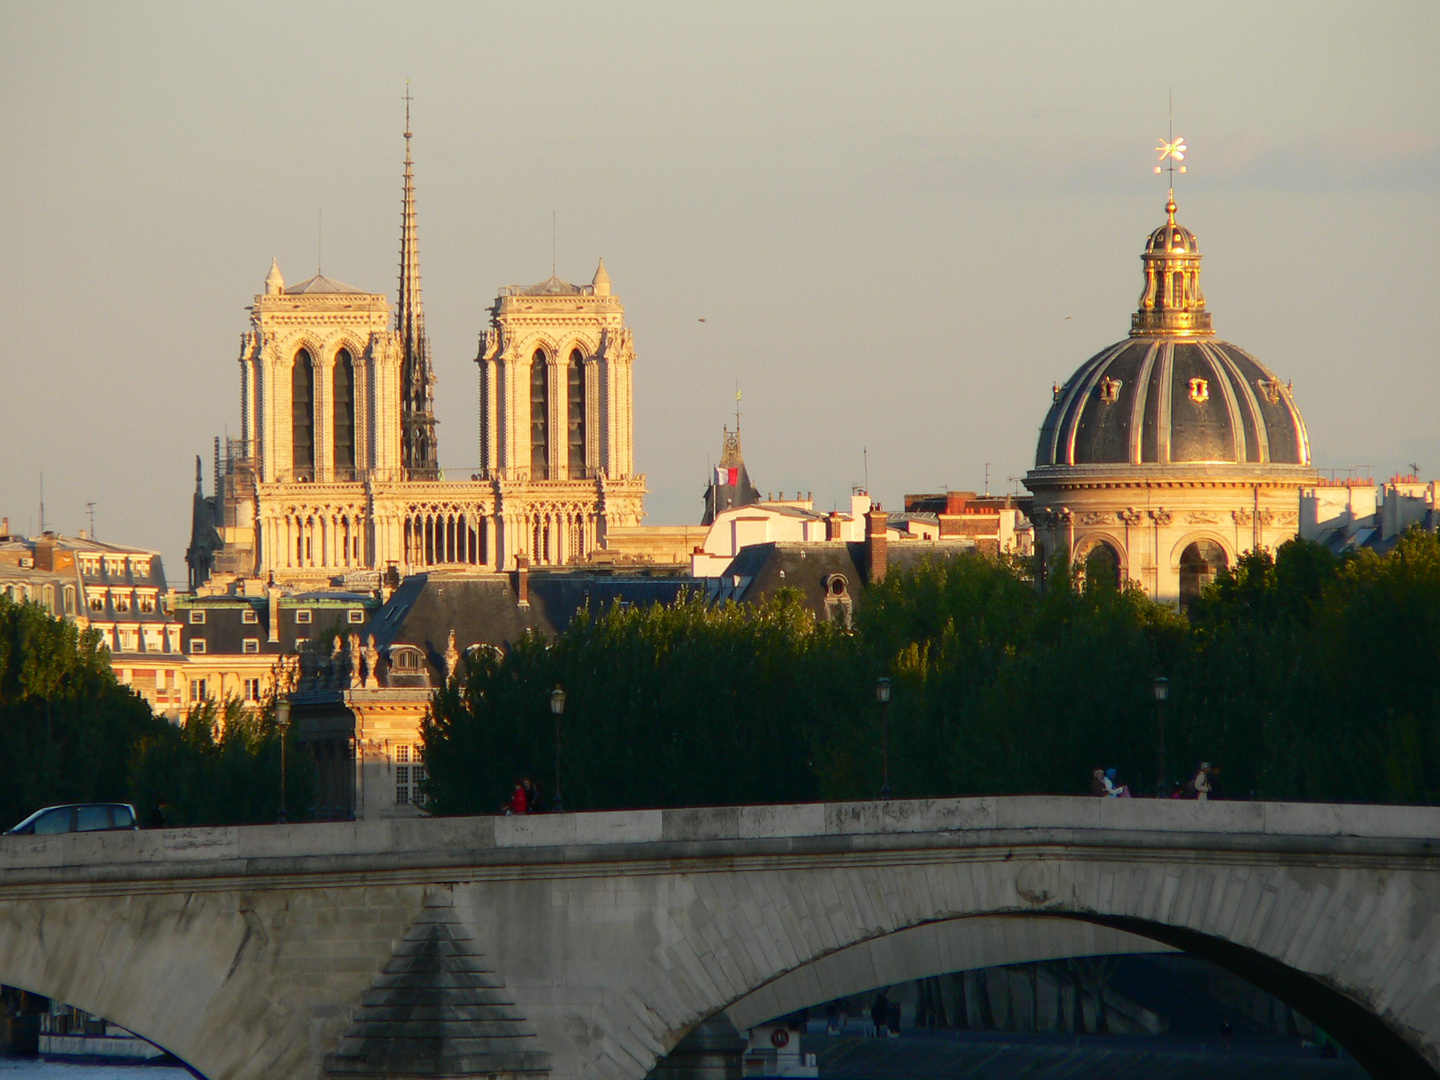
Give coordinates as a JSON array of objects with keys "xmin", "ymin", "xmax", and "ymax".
[
  {"xmin": 1033, "ymin": 195, "xmax": 1311, "ymax": 471},
  {"xmin": 285, "ymin": 273, "xmax": 368, "ymax": 295},
  {"xmin": 519, "ymin": 275, "xmax": 584, "ymax": 296}
]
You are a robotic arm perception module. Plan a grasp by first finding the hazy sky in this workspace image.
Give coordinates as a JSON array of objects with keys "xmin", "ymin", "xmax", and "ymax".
[{"xmin": 2, "ymin": 2, "xmax": 1437, "ymax": 580}]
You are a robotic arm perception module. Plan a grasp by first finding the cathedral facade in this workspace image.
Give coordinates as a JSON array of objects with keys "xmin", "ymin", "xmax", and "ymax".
[{"xmin": 189, "ymin": 119, "xmax": 644, "ymax": 589}]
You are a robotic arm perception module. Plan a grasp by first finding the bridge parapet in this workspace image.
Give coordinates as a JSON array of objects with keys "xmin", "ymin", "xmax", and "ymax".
[{"xmin": 2, "ymin": 796, "xmax": 1437, "ymax": 886}]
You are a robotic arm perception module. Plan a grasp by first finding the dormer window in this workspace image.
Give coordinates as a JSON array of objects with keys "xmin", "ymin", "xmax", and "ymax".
[{"xmin": 389, "ymin": 646, "xmax": 425, "ymax": 672}]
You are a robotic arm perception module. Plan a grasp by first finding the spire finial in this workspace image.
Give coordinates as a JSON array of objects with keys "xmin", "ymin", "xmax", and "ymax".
[
  {"xmin": 735, "ymin": 382, "xmax": 742, "ymax": 432},
  {"xmin": 1153, "ymin": 89, "xmax": 1187, "ymax": 216},
  {"xmin": 403, "ymin": 79, "xmax": 413, "ymax": 144}
]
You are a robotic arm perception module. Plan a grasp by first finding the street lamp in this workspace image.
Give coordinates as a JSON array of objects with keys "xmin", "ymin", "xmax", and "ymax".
[
  {"xmin": 550, "ymin": 686, "xmax": 567, "ymax": 813},
  {"xmin": 275, "ymin": 698, "xmax": 291, "ymax": 825},
  {"xmin": 1152, "ymin": 675, "xmax": 1170, "ymax": 797},
  {"xmin": 875, "ymin": 677, "xmax": 892, "ymax": 802}
]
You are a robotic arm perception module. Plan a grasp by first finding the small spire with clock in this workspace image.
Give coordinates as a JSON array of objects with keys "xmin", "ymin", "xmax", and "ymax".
[{"xmin": 702, "ymin": 387, "xmax": 762, "ymax": 524}]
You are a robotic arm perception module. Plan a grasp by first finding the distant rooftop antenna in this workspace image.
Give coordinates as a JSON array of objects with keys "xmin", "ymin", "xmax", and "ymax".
[
  {"xmin": 735, "ymin": 382, "xmax": 742, "ymax": 431},
  {"xmin": 38, "ymin": 472, "xmax": 45, "ymax": 534},
  {"xmin": 984, "ymin": 462, "xmax": 991, "ymax": 496},
  {"xmin": 863, "ymin": 447, "xmax": 869, "ymax": 493},
  {"xmin": 85, "ymin": 501, "xmax": 96, "ymax": 537}
]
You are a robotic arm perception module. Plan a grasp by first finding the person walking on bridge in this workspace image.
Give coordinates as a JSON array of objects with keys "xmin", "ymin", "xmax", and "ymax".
[{"xmin": 1192, "ymin": 762, "xmax": 1213, "ymax": 802}]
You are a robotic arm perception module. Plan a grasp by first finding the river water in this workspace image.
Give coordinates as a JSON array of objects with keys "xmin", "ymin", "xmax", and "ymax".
[{"xmin": 0, "ymin": 1062, "xmax": 192, "ymax": 1080}]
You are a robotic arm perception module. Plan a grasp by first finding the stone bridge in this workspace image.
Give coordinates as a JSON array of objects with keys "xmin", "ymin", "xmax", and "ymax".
[{"xmin": 1, "ymin": 796, "xmax": 1438, "ymax": 1080}]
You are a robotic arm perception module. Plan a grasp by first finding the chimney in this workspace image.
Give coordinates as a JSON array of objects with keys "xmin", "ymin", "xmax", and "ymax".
[
  {"xmin": 516, "ymin": 555, "xmax": 530, "ymax": 606},
  {"xmin": 826, "ymin": 511, "xmax": 842, "ymax": 540},
  {"xmin": 34, "ymin": 539, "xmax": 55, "ymax": 571},
  {"xmin": 865, "ymin": 506, "xmax": 888, "ymax": 585},
  {"xmin": 1, "ymin": 517, "xmax": 8, "ymax": 536},
  {"xmin": 267, "ymin": 587, "xmax": 281, "ymax": 643}
]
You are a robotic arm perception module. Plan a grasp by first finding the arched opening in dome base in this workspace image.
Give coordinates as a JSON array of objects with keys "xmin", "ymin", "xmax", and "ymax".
[
  {"xmin": 651, "ymin": 912, "xmax": 1431, "ymax": 1080},
  {"xmin": 1179, "ymin": 539, "xmax": 1228, "ymax": 608},
  {"xmin": 1082, "ymin": 541, "xmax": 1122, "ymax": 593}
]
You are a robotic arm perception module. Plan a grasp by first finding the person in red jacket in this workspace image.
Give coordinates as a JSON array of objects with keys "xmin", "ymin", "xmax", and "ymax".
[{"xmin": 505, "ymin": 780, "xmax": 528, "ymax": 815}]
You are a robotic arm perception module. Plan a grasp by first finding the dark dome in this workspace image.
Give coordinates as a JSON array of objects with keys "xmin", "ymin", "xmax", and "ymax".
[
  {"xmin": 1145, "ymin": 219, "xmax": 1199, "ymax": 255},
  {"xmin": 1035, "ymin": 338, "xmax": 1311, "ymax": 468}
]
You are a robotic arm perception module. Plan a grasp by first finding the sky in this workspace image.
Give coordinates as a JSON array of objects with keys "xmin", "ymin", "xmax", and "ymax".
[{"xmin": 1, "ymin": 2, "xmax": 1437, "ymax": 581}]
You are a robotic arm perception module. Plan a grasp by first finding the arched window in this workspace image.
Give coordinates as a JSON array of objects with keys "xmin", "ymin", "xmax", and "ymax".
[
  {"xmin": 333, "ymin": 349, "xmax": 355, "ymax": 480},
  {"xmin": 567, "ymin": 348, "xmax": 586, "ymax": 477},
  {"xmin": 63, "ymin": 585, "xmax": 76, "ymax": 615},
  {"xmin": 1172, "ymin": 270, "xmax": 1186, "ymax": 309},
  {"xmin": 530, "ymin": 349, "xmax": 550, "ymax": 479},
  {"xmin": 292, "ymin": 349, "xmax": 315, "ymax": 479},
  {"xmin": 1084, "ymin": 542, "xmax": 1121, "ymax": 593},
  {"xmin": 1179, "ymin": 540, "xmax": 1228, "ymax": 608},
  {"xmin": 41, "ymin": 584, "xmax": 54, "ymax": 614}
]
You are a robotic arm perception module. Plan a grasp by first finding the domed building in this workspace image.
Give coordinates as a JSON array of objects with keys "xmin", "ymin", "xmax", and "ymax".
[{"xmin": 1025, "ymin": 194, "xmax": 1318, "ymax": 604}]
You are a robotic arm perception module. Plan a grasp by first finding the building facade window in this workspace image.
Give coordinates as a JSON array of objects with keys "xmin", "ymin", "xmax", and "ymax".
[
  {"xmin": 243, "ymin": 677, "xmax": 261, "ymax": 702},
  {"xmin": 295, "ymin": 609, "xmax": 312, "ymax": 624},
  {"xmin": 189, "ymin": 639, "xmax": 206, "ymax": 654},
  {"xmin": 114, "ymin": 593, "xmax": 131, "ymax": 613},
  {"xmin": 333, "ymin": 348, "xmax": 356, "ymax": 480},
  {"xmin": 189, "ymin": 679, "xmax": 208, "ymax": 701},
  {"xmin": 63, "ymin": 585, "xmax": 75, "ymax": 615},
  {"xmin": 348, "ymin": 608, "xmax": 364, "ymax": 624},
  {"xmin": 530, "ymin": 349, "xmax": 549, "ymax": 479},
  {"xmin": 567, "ymin": 349, "xmax": 586, "ymax": 476},
  {"xmin": 189, "ymin": 609, "xmax": 205, "ymax": 624},
  {"xmin": 88, "ymin": 593, "xmax": 105, "ymax": 612},
  {"xmin": 138, "ymin": 593, "xmax": 156, "ymax": 613},
  {"xmin": 41, "ymin": 584, "xmax": 54, "ymax": 614},
  {"xmin": 243, "ymin": 638, "xmax": 260, "ymax": 654},
  {"xmin": 411, "ymin": 747, "xmax": 427, "ymax": 806},
  {"xmin": 242, "ymin": 608, "xmax": 258, "ymax": 623},
  {"xmin": 292, "ymin": 348, "xmax": 315, "ymax": 479}
]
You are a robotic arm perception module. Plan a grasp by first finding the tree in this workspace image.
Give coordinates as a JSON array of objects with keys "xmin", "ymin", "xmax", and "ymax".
[{"xmin": 0, "ymin": 594, "xmax": 167, "ymax": 829}]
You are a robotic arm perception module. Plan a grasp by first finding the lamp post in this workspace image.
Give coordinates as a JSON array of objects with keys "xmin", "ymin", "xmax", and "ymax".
[
  {"xmin": 875, "ymin": 677, "xmax": 892, "ymax": 802},
  {"xmin": 1153, "ymin": 675, "xmax": 1170, "ymax": 797},
  {"xmin": 275, "ymin": 698, "xmax": 291, "ymax": 825},
  {"xmin": 550, "ymin": 686, "xmax": 566, "ymax": 813}
]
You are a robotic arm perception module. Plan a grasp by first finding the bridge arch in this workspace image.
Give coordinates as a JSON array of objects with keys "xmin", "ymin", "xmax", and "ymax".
[{"xmin": 706, "ymin": 911, "xmax": 1428, "ymax": 1078}]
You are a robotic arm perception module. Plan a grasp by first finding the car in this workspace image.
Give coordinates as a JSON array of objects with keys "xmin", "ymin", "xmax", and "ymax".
[{"xmin": 4, "ymin": 803, "xmax": 138, "ymax": 835}]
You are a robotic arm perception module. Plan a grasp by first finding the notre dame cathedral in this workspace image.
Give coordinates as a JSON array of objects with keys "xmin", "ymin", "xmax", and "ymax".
[{"xmin": 187, "ymin": 113, "xmax": 645, "ymax": 590}]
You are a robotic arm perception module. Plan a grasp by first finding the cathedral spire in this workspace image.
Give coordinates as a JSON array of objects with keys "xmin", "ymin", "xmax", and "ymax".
[{"xmin": 398, "ymin": 84, "xmax": 440, "ymax": 479}]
